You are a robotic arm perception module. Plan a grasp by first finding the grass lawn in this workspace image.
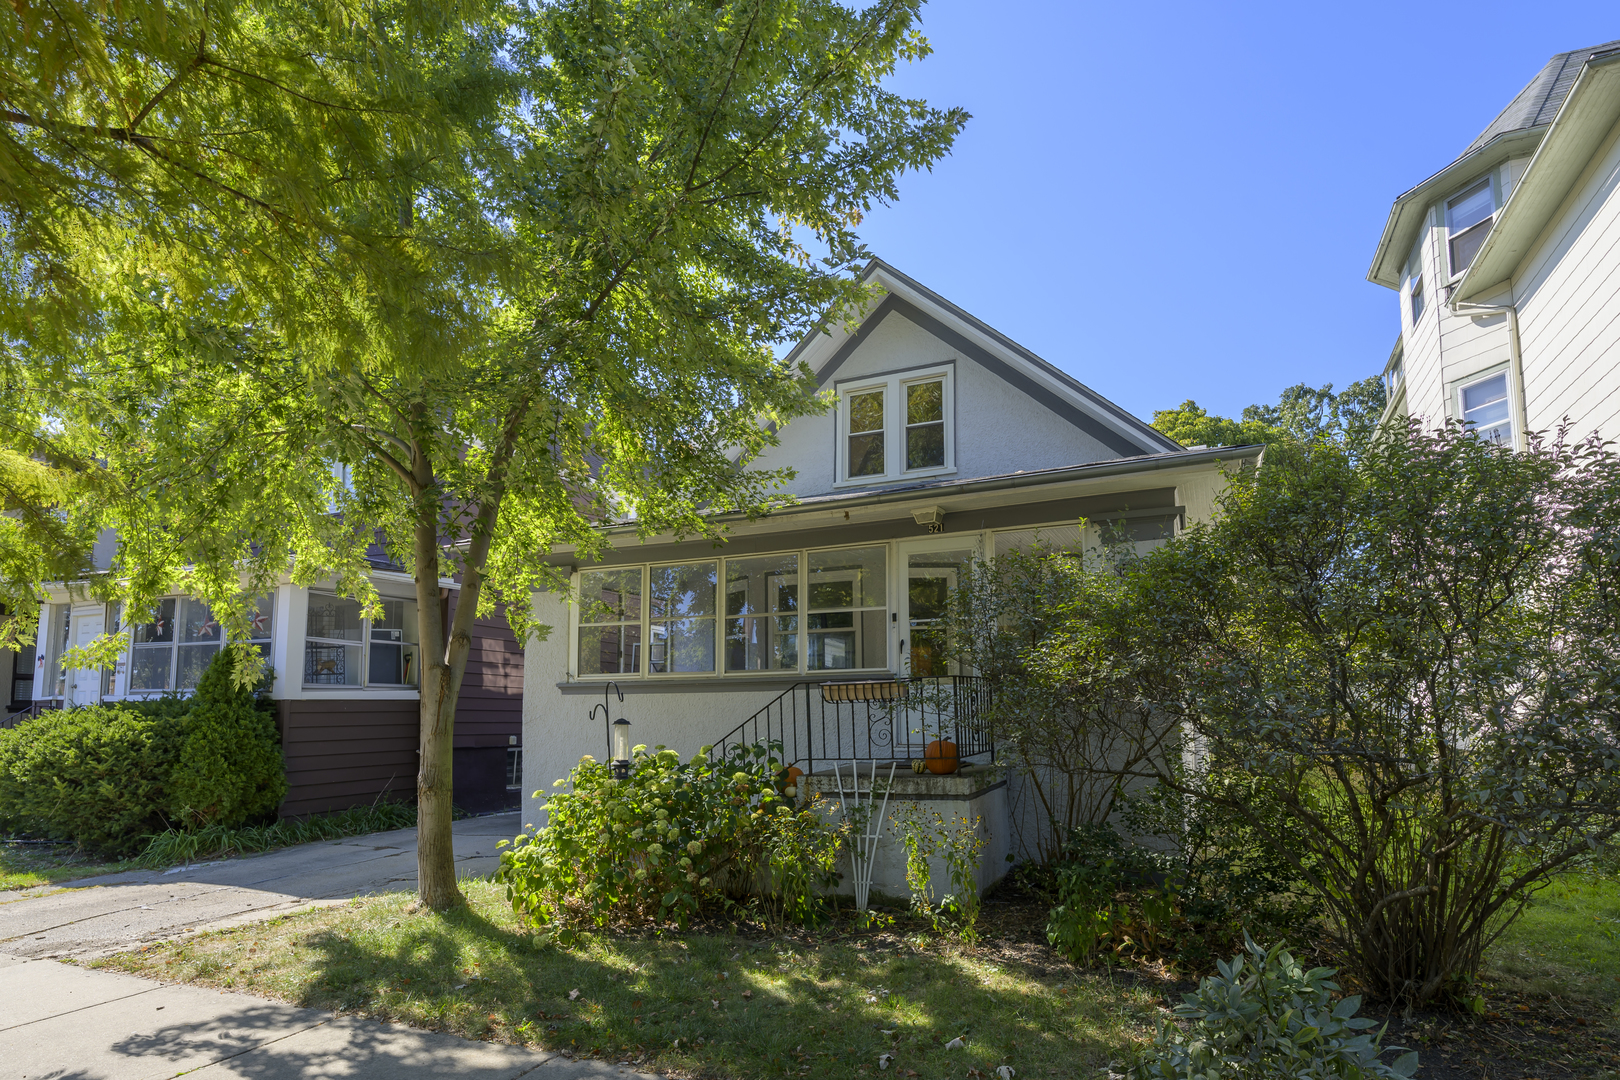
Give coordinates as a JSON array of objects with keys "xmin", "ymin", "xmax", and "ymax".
[
  {"xmin": 1, "ymin": 841, "xmax": 140, "ymax": 891},
  {"xmin": 98, "ymin": 879, "xmax": 1162, "ymax": 1079},
  {"xmin": 1485, "ymin": 871, "xmax": 1620, "ymax": 1010}
]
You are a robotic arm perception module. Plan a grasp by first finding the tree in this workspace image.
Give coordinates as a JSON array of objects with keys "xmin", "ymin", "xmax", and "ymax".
[
  {"xmin": 941, "ymin": 541, "xmax": 1175, "ymax": 861},
  {"xmin": 1128, "ymin": 424, "xmax": 1620, "ymax": 1003},
  {"xmin": 1152, "ymin": 377, "xmax": 1387, "ymax": 453},
  {"xmin": 12, "ymin": 0, "xmax": 966, "ymax": 910}
]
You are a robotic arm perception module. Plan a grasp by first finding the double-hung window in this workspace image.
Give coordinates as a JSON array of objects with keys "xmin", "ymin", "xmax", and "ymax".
[
  {"xmin": 837, "ymin": 366, "xmax": 953, "ymax": 483},
  {"xmin": 575, "ymin": 544, "xmax": 890, "ymax": 678},
  {"xmin": 1457, "ymin": 371, "xmax": 1513, "ymax": 445},
  {"xmin": 304, "ymin": 593, "xmax": 419, "ymax": 688},
  {"xmin": 130, "ymin": 596, "xmax": 274, "ymax": 693},
  {"xmin": 1408, "ymin": 274, "xmax": 1425, "ymax": 324},
  {"xmin": 1447, "ymin": 177, "xmax": 1498, "ymax": 276}
]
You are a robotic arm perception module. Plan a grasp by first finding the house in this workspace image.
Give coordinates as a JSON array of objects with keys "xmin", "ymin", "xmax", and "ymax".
[
  {"xmin": 521, "ymin": 259, "xmax": 1262, "ymax": 872},
  {"xmin": 13, "ymin": 555, "xmax": 525, "ymax": 818},
  {"xmin": 1370, "ymin": 38, "xmax": 1620, "ymax": 447}
]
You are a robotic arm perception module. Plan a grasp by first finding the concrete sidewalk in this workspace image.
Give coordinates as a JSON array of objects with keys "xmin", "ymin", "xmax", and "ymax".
[
  {"xmin": 0, "ymin": 812, "xmax": 522, "ymax": 960},
  {"xmin": 0, "ymin": 952, "xmax": 649, "ymax": 1080}
]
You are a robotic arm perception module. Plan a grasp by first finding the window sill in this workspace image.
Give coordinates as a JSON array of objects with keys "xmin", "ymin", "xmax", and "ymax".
[
  {"xmin": 557, "ymin": 671, "xmax": 897, "ymax": 694},
  {"xmin": 832, "ymin": 467, "xmax": 956, "ymax": 490}
]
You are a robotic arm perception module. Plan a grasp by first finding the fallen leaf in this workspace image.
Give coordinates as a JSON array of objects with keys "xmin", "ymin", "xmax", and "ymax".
[
  {"xmin": 711, "ymin": 999, "xmax": 720, "ymax": 1009},
  {"xmin": 742, "ymin": 990, "xmax": 753, "ymax": 999},
  {"xmin": 568, "ymin": 989, "xmax": 580, "ymax": 1000}
]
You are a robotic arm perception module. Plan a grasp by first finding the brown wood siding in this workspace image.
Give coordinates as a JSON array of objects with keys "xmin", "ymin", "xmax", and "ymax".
[
  {"xmin": 275, "ymin": 698, "xmax": 418, "ymax": 818},
  {"xmin": 449, "ymin": 597, "xmax": 524, "ymax": 748}
]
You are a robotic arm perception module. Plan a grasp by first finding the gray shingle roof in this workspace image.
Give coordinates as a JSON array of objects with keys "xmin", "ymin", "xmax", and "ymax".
[{"xmin": 1459, "ymin": 39, "xmax": 1620, "ymax": 159}]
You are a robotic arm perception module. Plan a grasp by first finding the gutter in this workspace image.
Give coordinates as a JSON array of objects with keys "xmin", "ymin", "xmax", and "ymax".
[{"xmin": 585, "ymin": 445, "xmax": 1263, "ymax": 542}]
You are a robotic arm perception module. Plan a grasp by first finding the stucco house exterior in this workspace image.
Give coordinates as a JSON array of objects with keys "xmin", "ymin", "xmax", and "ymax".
[
  {"xmin": 520, "ymin": 260, "xmax": 1261, "ymax": 868},
  {"xmin": 1371, "ymin": 38, "xmax": 1620, "ymax": 448},
  {"xmin": 11, "ymin": 561, "xmax": 524, "ymax": 817}
]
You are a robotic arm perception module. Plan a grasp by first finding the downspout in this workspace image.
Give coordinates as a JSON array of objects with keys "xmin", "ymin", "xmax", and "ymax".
[{"xmin": 1451, "ymin": 297, "xmax": 1530, "ymax": 449}]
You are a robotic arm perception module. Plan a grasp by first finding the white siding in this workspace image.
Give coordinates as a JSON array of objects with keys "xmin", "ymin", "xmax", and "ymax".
[
  {"xmin": 753, "ymin": 308, "xmax": 1122, "ymax": 498},
  {"xmin": 1515, "ymin": 112, "xmax": 1620, "ymax": 445}
]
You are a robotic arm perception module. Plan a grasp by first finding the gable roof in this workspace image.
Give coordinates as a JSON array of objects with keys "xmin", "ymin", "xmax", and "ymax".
[
  {"xmin": 1368, "ymin": 39, "xmax": 1620, "ymax": 290},
  {"xmin": 786, "ymin": 259, "xmax": 1181, "ymax": 459}
]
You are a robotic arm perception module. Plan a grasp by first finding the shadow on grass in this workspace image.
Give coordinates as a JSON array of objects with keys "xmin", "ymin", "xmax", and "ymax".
[{"xmin": 284, "ymin": 890, "xmax": 1155, "ymax": 1077}]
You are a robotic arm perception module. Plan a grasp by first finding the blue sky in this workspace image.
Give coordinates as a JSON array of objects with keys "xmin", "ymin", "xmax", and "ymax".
[{"xmin": 855, "ymin": 2, "xmax": 1619, "ymax": 424}]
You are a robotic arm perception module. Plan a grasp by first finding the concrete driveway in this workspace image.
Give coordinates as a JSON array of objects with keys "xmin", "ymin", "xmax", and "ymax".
[{"xmin": 0, "ymin": 812, "xmax": 520, "ymax": 960}]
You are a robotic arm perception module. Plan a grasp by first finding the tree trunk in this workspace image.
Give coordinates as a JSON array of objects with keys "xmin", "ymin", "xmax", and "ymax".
[{"xmin": 414, "ymin": 495, "xmax": 465, "ymax": 911}]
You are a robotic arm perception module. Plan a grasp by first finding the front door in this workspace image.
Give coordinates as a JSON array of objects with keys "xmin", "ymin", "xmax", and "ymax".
[
  {"xmin": 67, "ymin": 611, "xmax": 104, "ymax": 708},
  {"xmin": 895, "ymin": 539, "xmax": 977, "ymax": 677}
]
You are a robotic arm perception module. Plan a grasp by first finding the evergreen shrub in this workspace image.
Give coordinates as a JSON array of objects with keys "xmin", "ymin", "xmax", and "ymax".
[{"xmin": 0, "ymin": 649, "xmax": 286, "ymax": 854}]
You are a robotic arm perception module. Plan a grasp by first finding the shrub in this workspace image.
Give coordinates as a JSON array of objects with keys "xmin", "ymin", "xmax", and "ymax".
[
  {"xmin": 0, "ymin": 649, "xmax": 285, "ymax": 854},
  {"xmin": 497, "ymin": 743, "xmax": 845, "ymax": 930},
  {"xmin": 1125, "ymin": 937, "xmax": 1419, "ymax": 1080}
]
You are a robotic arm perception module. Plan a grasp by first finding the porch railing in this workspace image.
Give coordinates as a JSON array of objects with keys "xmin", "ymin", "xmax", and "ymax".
[
  {"xmin": 708, "ymin": 675, "xmax": 992, "ymax": 774},
  {"xmin": 1, "ymin": 700, "xmax": 58, "ymax": 730}
]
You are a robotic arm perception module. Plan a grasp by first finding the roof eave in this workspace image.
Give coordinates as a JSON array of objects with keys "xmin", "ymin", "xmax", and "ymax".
[
  {"xmin": 1454, "ymin": 50, "xmax": 1620, "ymax": 305},
  {"xmin": 1367, "ymin": 128, "xmax": 1548, "ymax": 290}
]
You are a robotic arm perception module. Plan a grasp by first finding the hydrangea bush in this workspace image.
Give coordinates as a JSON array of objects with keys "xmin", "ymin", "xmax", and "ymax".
[{"xmin": 496, "ymin": 743, "xmax": 844, "ymax": 929}]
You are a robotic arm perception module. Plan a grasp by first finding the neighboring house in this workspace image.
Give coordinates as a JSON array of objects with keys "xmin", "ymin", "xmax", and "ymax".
[
  {"xmin": 521, "ymin": 259, "xmax": 1262, "ymax": 863},
  {"xmin": 17, "ymin": 556, "xmax": 525, "ymax": 818},
  {"xmin": 1371, "ymin": 39, "xmax": 1620, "ymax": 448}
]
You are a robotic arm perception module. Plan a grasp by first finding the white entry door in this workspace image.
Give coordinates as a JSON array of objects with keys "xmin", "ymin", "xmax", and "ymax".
[
  {"xmin": 67, "ymin": 611, "xmax": 104, "ymax": 708},
  {"xmin": 894, "ymin": 538, "xmax": 978, "ymax": 677}
]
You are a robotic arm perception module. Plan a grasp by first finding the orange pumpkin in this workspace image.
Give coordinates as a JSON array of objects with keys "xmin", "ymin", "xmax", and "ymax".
[{"xmin": 923, "ymin": 739, "xmax": 959, "ymax": 775}]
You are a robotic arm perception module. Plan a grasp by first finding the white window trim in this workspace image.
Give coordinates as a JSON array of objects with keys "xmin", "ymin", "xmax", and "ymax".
[
  {"xmin": 568, "ymin": 542, "xmax": 896, "ymax": 681},
  {"xmin": 833, "ymin": 364, "xmax": 955, "ymax": 487},
  {"xmin": 1445, "ymin": 171, "xmax": 1502, "ymax": 281},
  {"xmin": 119, "ymin": 595, "xmax": 275, "ymax": 698},
  {"xmin": 1450, "ymin": 364, "xmax": 1517, "ymax": 449}
]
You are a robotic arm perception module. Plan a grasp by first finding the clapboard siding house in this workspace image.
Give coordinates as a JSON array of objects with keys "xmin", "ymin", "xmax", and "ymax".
[
  {"xmin": 521, "ymin": 260, "xmax": 1260, "ymax": 862},
  {"xmin": 1372, "ymin": 39, "xmax": 1620, "ymax": 448}
]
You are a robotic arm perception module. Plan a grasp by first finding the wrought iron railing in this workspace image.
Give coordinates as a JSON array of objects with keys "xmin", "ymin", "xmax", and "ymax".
[
  {"xmin": 0, "ymin": 700, "xmax": 58, "ymax": 730},
  {"xmin": 708, "ymin": 675, "xmax": 992, "ymax": 773}
]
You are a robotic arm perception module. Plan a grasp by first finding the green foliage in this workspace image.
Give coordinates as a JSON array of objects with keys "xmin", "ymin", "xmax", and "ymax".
[
  {"xmin": 1045, "ymin": 821, "xmax": 1309, "ymax": 974},
  {"xmin": 0, "ymin": 650, "xmax": 285, "ymax": 854},
  {"xmin": 497, "ymin": 744, "xmax": 845, "ymax": 930},
  {"xmin": 1126, "ymin": 425, "xmax": 1620, "ymax": 1002},
  {"xmin": 942, "ymin": 539, "xmax": 1176, "ymax": 860},
  {"xmin": 890, "ymin": 806, "xmax": 985, "ymax": 940},
  {"xmin": 1151, "ymin": 377, "xmax": 1387, "ymax": 452},
  {"xmin": 1125, "ymin": 937, "xmax": 1419, "ymax": 1080},
  {"xmin": 3, "ymin": 0, "xmax": 966, "ymax": 907},
  {"xmin": 139, "ymin": 800, "xmax": 415, "ymax": 867}
]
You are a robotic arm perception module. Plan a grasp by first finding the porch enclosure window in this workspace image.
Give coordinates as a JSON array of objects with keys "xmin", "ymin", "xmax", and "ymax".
[
  {"xmin": 576, "ymin": 544, "xmax": 889, "ymax": 678},
  {"xmin": 131, "ymin": 596, "xmax": 274, "ymax": 693},
  {"xmin": 725, "ymin": 554, "xmax": 799, "ymax": 672},
  {"xmin": 1447, "ymin": 177, "xmax": 1496, "ymax": 276},
  {"xmin": 304, "ymin": 594, "xmax": 418, "ymax": 687},
  {"xmin": 578, "ymin": 568, "xmax": 643, "ymax": 675},
  {"xmin": 44, "ymin": 603, "xmax": 68, "ymax": 697},
  {"xmin": 649, "ymin": 562, "xmax": 717, "ymax": 674}
]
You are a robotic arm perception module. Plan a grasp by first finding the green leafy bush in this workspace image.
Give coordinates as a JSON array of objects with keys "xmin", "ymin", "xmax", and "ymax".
[
  {"xmin": 0, "ymin": 649, "xmax": 285, "ymax": 854},
  {"xmin": 1125, "ymin": 937, "xmax": 1419, "ymax": 1080},
  {"xmin": 140, "ymin": 799, "xmax": 414, "ymax": 866},
  {"xmin": 497, "ymin": 743, "xmax": 845, "ymax": 930}
]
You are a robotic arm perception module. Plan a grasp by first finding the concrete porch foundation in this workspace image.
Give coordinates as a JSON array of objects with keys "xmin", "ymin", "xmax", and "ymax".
[{"xmin": 800, "ymin": 763, "xmax": 1009, "ymax": 904}]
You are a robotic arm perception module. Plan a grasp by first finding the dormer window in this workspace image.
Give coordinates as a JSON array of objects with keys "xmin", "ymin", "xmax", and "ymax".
[
  {"xmin": 1447, "ymin": 177, "xmax": 1498, "ymax": 276},
  {"xmin": 836, "ymin": 365, "xmax": 954, "ymax": 484}
]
